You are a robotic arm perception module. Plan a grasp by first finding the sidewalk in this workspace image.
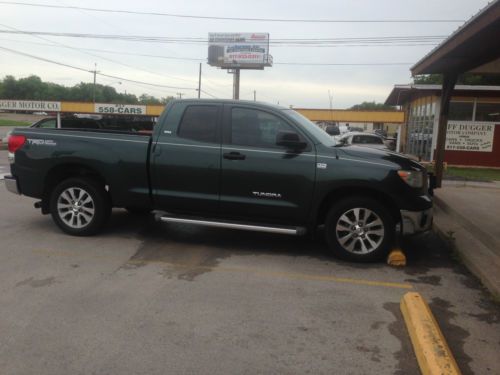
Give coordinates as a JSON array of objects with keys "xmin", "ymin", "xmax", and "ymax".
[{"xmin": 433, "ymin": 179, "xmax": 500, "ymax": 298}]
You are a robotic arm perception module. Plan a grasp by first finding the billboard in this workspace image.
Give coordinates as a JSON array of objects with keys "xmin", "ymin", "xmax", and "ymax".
[{"xmin": 208, "ymin": 33, "xmax": 272, "ymax": 69}]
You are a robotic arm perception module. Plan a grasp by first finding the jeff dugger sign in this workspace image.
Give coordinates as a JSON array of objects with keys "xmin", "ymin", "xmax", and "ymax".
[
  {"xmin": 445, "ymin": 121, "xmax": 496, "ymax": 152},
  {"xmin": 0, "ymin": 100, "xmax": 61, "ymax": 111}
]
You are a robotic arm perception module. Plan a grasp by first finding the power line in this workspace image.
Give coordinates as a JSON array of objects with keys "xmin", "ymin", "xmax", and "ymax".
[
  {"xmin": 0, "ymin": 45, "xmax": 196, "ymax": 90},
  {"xmin": 0, "ymin": 30, "xmax": 445, "ymax": 46},
  {"xmin": 0, "ymin": 2, "xmax": 465, "ymax": 23},
  {"xmin": 0, "ymin": 37, "xmax": 419, "ymax": 66},
  {"xmin": 200, "ymin": 89, "xmax": 218, "ymax": 98},
  {"xmin": 0, "ymin": 23, "xmax": 199, "ymax": 85}
]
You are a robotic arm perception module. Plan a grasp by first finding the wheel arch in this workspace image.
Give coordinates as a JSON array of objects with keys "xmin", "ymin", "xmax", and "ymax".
[
  {"xmin": 314, "ymin": 186, "xmax": 401, "ymax": 227},
  {"xmin": 41, "ymin": 163, "xmax": 109, "ymax": 214}
]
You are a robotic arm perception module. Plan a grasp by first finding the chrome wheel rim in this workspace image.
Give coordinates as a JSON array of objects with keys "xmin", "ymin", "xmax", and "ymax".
[
  {"xmin": 57, "ymin": 187, "xmax": 95, "ymax": 229},
  {"xmin": 335, "ymin": 207, "xmax": 384, "ymax": 254}
]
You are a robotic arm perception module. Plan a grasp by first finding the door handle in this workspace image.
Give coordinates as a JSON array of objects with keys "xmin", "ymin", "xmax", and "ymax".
[{"xmin": 223, "ymin": 151, "xmax": 246, "ymax": 160}]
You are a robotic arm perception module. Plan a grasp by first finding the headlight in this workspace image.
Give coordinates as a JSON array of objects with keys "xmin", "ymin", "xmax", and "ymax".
[{"xmin": 397, "ymin": 170, "xmax": 424, "ymax": 188}]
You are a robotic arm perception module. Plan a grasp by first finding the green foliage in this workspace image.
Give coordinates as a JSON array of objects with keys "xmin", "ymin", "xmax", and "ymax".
[
  {"xmin": 0, "ymin": 75, "xmax": 173, "ymax": 105},
  {"xmin": 413, "ymin": 73, "xmax": 500, "ymax": 86},
  {"xmin": 445, "ymin": 167, "xmax": 500, "ymax": 182},
  {"xmin": 0, "ymin": 119, "xmax": 31, "ymax": 126},
  {"xmin": 349, "ymin": 101, "xmax": 396, "ymax": 111}
]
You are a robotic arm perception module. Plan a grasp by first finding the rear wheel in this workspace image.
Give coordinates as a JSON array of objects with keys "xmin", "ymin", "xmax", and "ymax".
[
  {"xmin": 50, "ymin": 177, "xmax": 110, "ymax": 236},
  {"xmin": 324, "ymin": 196, "xmax": 395, "ymax": 262}
]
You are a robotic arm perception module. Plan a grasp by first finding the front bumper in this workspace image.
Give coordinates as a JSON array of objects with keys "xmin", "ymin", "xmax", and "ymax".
[
  {"xmin": 4, "ymin": 175, "xmax": 20, "ymax": 195},
  {"xmin": 400, "ymin": 208, "xmax": 433, "ymax": 235}
]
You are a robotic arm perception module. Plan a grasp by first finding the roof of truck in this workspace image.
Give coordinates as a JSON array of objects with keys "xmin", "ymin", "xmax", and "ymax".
[{"xmin": 170, "ymin": 99, "xmax": 288, "ymax": 111}]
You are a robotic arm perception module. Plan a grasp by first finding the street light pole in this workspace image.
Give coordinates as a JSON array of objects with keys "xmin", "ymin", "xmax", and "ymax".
[
  {"xmin": 198, "ymin": 63, "xmax": 202, "ymax": 99},
  {"xmin": 92, "ymin": 63, "xmax": 100, "ymax": 103}
]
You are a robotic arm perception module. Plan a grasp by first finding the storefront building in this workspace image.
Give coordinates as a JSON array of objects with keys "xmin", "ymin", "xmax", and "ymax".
[{"xmin": 385, "ymin": 84, "xmax": 500, "ymax": 167}]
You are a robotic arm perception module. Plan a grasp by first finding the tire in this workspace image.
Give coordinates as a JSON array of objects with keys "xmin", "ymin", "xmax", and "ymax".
[
  {"xmin": 50, "ymin": 177, "xmax": 111, "ymax": 236},
  {"xmin": 125, "ymin": 207, "xmax": 152, "ymax": 215},
  {"xmin": 324, "ymin": 196, "xmax": 395, "ymax": 262}
]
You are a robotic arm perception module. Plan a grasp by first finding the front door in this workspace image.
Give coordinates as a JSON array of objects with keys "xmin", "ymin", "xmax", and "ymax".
[{"xmin": 220, "ymin": 105, "xmax": 316, "ymax": 224}]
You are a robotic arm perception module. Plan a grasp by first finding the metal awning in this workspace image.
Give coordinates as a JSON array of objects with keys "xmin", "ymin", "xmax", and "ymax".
[{"xmin": 411, "ymin": 1, "xmax": 500, "ymax": 76}]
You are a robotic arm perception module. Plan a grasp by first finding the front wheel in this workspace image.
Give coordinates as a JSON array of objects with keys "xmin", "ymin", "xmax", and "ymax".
[
  {"xmin": 50, "ymin": 177, "xmax": 110, "ymax": 236},
  {"xmin": 324, "ymin": 196, "xmax": 395, "ymax": 262}
]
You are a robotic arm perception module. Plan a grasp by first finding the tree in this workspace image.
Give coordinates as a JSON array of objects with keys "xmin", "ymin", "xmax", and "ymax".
[
  {"xmin": 0, "ymin": 75, "xmax": 168, "ymax": 105},
  {"xmin": 349, "ymin": 101, "xmax": 396, "ymax": 111},
  {"xmin": 413, "ymin": 73, "xmax": 500, "ymax": 85}
]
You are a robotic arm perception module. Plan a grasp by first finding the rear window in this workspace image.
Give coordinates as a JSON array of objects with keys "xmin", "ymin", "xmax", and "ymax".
[
  {"xmin": 352, "ymin": 135, "xmax": 383, "ymax": 144},
  {"xmin": 178, "ymin": 106, "xmax": 218, "ymax": 143}
]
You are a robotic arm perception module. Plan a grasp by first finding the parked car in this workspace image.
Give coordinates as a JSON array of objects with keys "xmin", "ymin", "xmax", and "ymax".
[
  {"xmin": 324, "ymin": 125, "xmax": 340, "ymax": 136},
  {"xmin": 4, "ymin": 99, "xmax": 432, "ymax": 262},
  {"xmin": 336, "ymin": 132, "xmax": 390, "ymax": 151}
]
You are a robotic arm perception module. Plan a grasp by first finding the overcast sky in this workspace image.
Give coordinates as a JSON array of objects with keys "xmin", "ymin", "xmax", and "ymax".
[{"xmin": 0, "ymin": 0, "xmax": 491, "ymax": 108}]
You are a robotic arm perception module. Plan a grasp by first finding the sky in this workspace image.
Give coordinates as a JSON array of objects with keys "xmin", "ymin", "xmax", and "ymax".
[{"xmin": 0, "ymin": 0, "xmax": 492, "ymax": 108}]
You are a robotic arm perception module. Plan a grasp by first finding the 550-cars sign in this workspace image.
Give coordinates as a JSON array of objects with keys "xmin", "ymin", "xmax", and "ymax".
[{"xmin": 94, "ymin": 103, "xmax": 146, "ymax": 115}]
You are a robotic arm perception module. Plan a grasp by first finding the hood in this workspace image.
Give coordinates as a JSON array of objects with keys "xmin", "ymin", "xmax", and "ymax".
[{"xmin": 335, "ymin": 145, "xmax": 424, "ymax": 171}]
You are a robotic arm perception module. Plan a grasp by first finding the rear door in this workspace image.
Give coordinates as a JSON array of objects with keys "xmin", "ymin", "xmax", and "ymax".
[
  {"xmin": 150, "ymin": 102, "xmax": 222, "ymax": 214},
  {"xmin": 219, "ymin": 105, "xmax": 316, "ymax": 224}
]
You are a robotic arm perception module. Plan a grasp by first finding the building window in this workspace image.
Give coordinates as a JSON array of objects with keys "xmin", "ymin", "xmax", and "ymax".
[
  {"xmin": 474, "ymin": 102, "xmax": 500, "ymax": 122},
  {"xmin": 449, "ymin": 101, "xmax": 474, "ymax": 121}
]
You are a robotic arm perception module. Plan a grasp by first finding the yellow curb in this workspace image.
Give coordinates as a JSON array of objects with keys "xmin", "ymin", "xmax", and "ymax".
[
  {"xmin": 387, "ymin": 248, "xmax": 407, "ymax": 267},
  {"xmin": 400, "ymin": 292, "xmax": 461, "ymax": 375}
]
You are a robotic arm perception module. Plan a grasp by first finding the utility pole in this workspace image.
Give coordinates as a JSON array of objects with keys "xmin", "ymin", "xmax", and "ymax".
[
  {"xmin": 232, "ymin": 69, "xmax": 240, "ymax": 100},
  {"xmin": 197, "ymin": 63, "xmax": 202, "ymax": 99},
  {"xmin": 177, "ymin": 93, "xmax": 184, "ymax": 99},
  {"xmin": 253, "ymin": 90, "xmax": 256, "ymax": 101},
  {"xmin": 91, "ymin": 63, "xmax": 100, "ymax": 103},
  {"xmin": 328, "ymin": 90, "xmax": 334, "ymax": 123}
]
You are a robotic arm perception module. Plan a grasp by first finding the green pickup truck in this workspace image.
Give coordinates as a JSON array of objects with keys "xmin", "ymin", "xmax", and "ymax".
[{"xmin": 5, "ymin": 99, "xmax": 432, "ymax": 262}]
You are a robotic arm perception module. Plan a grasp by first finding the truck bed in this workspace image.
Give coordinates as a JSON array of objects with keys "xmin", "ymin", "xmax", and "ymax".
[{"xmin": 10, "ymin": 127, "xmax": 153, "ymax": 208}]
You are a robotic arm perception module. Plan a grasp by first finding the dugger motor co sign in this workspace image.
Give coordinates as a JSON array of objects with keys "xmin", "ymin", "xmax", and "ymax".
[
  {"xmin": 445, "ymin": 121, "xmax": 496, "ymax": 152},
  {"xmin": 0, "ymin": 100, "xmax": 61, "ymax": 111}
]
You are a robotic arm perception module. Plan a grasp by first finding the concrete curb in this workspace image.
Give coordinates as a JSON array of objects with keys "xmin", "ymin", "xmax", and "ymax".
[
  {"xmin": 433, "ymin": 204, "xmax": 500, "ymax": 299},
  {"xmin": 400, "ymin": 292, "xmax": 461, "ymax": 375}
]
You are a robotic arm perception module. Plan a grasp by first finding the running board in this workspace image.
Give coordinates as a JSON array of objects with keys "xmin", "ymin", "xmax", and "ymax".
[{"xmin": 158, "ymin": 215, "xmax": 306, "ymax": 236}]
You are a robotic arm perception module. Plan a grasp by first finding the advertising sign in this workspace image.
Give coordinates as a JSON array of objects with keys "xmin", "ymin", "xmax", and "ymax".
[
  {"xmin": 208, "ymin": 33, "xmax": 271, "ymax": 69},
  {"xmin": 445, "ymin": 121, "xmax": 496, "ymax": 152},
  {"xmin": 95, "ymin": 103, "xmax": 146, "ymax": 115},
  {"xmin": 0, "ymin": 100, "xmax": 61, "ymax": 111}
]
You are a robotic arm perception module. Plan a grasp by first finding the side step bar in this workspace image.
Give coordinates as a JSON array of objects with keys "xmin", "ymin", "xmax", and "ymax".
[{"xmin": 158, "ymin": 215, "xmax": 306, "ymax": 236}]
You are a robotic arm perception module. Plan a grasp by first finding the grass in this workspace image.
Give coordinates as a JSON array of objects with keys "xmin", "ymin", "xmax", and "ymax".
[
  {"xmin": 0, "ymin": 119, "xmax": 31, "ymax": 126},
  {"xmin": 425, "ymin": 164, "xmax": 500, "ymax": 182},
  {"xmin": 445, "ymin": 167, "xmax": 500, "ymax": 182}
]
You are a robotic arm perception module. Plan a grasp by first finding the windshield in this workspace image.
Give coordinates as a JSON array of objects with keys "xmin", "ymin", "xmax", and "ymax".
[{"xmin": 283, "ymin": 109, "xmax": 335, "ymax": 147}]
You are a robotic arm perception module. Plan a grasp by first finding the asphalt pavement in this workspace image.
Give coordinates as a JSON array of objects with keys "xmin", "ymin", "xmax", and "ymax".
[{"xmin": 0, "ymin": 149, "xmax": 499, "ymax": 375}]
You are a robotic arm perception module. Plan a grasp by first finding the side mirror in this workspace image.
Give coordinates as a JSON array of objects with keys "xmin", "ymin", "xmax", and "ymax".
[{"xmin": 276, "ymin": 131, "xmax": 307, "ymax": 150}]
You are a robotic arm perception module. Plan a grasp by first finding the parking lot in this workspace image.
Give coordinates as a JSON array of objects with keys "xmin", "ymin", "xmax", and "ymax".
[{"xmin": 0, "ymin": 149, "xmax": 499, "ymax": 375}]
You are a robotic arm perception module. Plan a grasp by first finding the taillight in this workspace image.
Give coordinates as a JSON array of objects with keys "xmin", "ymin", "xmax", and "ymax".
[{"xmin": 8, "ymin": 134, "xmax": 26, "ymax": 153}]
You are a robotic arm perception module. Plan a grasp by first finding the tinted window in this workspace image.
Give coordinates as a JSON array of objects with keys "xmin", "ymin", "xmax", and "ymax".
[
  {"xmin": 62, "ymin": 118, "xmax": 101, "ymax": 129},
  {"xmin": 231, "ymin": 108, "xmax": 295, "ymax": 148},
  {"xmin": 178, "ymin": 106, "xmax": 218, "ymax": 143},
  {"xmin": 38, "ymin": 119, "xmax": 56, "ymax": 128},
  {"xmin": 352, "ymin": 135, "xmax": 383, "ymax": 144}
]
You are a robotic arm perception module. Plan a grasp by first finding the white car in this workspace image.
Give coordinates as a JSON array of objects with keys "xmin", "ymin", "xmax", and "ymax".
[{"xmin": 336, "ymin": 132, "xmax": 390, "ymax": 150}]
